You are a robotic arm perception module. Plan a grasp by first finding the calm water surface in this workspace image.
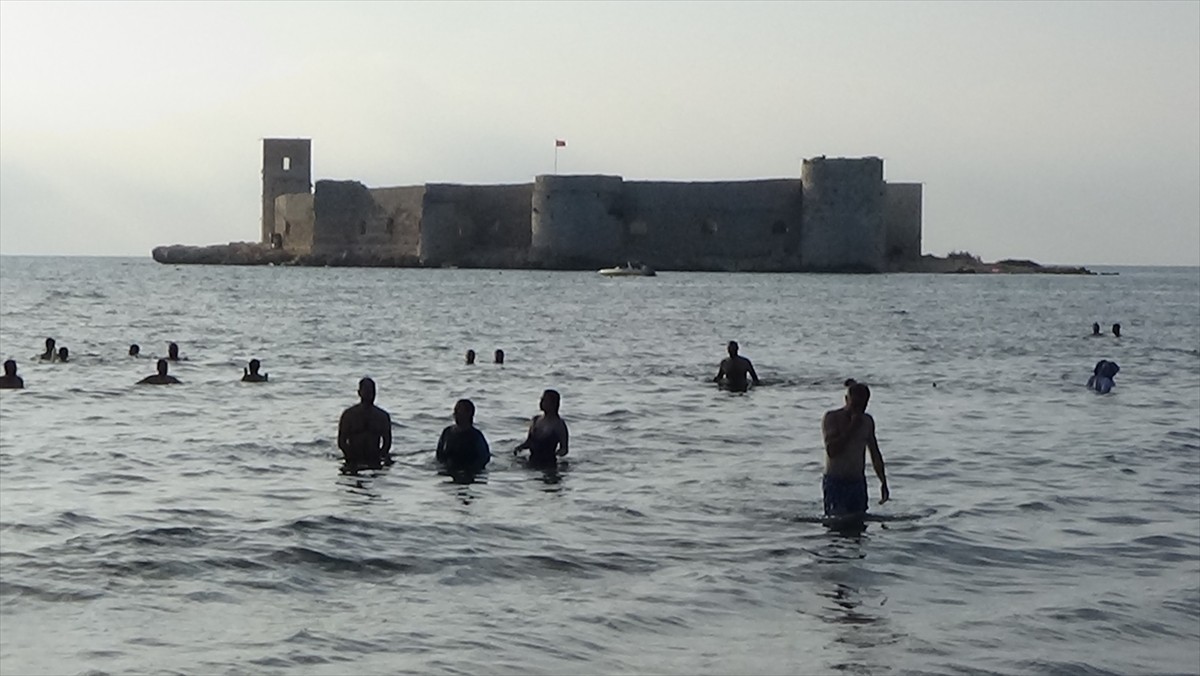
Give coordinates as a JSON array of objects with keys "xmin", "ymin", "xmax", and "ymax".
[{"xmin": 1, "ymin": 257, "xmax": 1198, "ymax": 675}]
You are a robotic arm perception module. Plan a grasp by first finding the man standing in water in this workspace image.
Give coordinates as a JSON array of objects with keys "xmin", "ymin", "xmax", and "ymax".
[
  {"xmin": 514, "ymin": 389, "xmax": 569, "ymax": 468},
  {"xmin": 821, "ymin": 381, "xmax": 889, "ymax": 518},
  {"xmin": 338, "ymin": 377, "xmax": 393, "ymax": 469},
  {"xmin": 436, "ymin": 399, "xmax": 491, "ymax": 477},
  {"xmin": 0, "ymin": 360, "xmax": 24, "ymax": 389},
  {"xmin": 138, "ymin": 359, "xmax": 181, "ymax": 385},
  {"xmin": 714, "ymin": 341, "xmax": 761, "ymax": 392}
]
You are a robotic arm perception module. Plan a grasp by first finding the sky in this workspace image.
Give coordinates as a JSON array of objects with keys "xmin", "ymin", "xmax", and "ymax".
[{"xmin": 1, "ymin": 1, "xmax": 1197, "ymax": 265}]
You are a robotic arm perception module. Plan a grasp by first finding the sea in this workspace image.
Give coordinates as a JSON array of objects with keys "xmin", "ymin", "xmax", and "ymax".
[{"xmin": 0, "ymin": 256, "xmax": 1197, "ymax": 676}]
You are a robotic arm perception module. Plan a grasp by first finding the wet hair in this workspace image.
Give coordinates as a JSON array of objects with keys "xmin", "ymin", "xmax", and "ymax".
[
  {"xmin": 455, "ymin": 398, "xmax": 475, "ymax": 414},
  {"xmin": 129, "ymin": 344, "xmax": 140, "ymax": 356},
  {"xmin": 57, "ymin": 347, "xmax": 69, "ymax": 361},
  {"xmin": 843, "ymin": 378, "xmax": 858, "ymax": 387}
]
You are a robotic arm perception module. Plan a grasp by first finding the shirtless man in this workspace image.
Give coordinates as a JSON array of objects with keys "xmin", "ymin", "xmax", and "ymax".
[
  {"xmin": 436, "ymin": 399, "xmax": 491, "ymax": 476},
  {"xmin": 337, "ymin": 377, "xmax": 393, "ymax": 469},
  {"xmin": 714, "ymin": 341, "xmax": 761, "ymax": 392},
  {"xmin": 821, "ymin": 381, "xmax": 889, "ymax": 518},
  {"xmin": 241, "ymin": 359, "xmax": 268, "ymax": 382},
  {"xmin": 138, "ymin": 359, "xmax": 181, "ymax": 385},
  {"xmin": 40, "ymin": 338, "xmax": 56, "ymax": 361},
  {"xmin": 514, "ymin": 389, "xmax": 569, "ymax": 468},
  {"xmin": 0, "ymin": 360, "xmax": 24, "ymax": 389}
]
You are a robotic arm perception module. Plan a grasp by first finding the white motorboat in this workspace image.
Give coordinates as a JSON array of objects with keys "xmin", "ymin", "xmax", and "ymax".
[{"xmin": 598, "ymin": 262, "xmax": 656, "ymax": 277}]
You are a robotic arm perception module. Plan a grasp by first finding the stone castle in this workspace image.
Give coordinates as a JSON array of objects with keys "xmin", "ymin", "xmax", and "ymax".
[{"xmin": 260, "ymin": 138, "xmax": 922, "ymax": 272}]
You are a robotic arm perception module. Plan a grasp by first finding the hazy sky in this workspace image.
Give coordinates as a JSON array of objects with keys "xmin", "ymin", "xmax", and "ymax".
[{"xmin": 1, "ymin": 1, "xmax": 1197, "ymax": 265}]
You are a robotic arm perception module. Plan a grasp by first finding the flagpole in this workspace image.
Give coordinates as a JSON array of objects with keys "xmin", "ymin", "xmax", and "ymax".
[{"xmin": 554, "ymin": 143, "xmax": 559, "ymax": 175}]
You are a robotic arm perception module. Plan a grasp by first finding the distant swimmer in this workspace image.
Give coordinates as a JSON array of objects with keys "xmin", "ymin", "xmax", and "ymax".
[
  {"xmin": 494, "ymin": 349, "xmax": 505, "ymax": 364},
  {"xmin": 241, "ymin": 359, "xmax": 268, "ymax": 382},
  {"xmin": 821, "ymin": 381, "xmax": 890, "ymax": 518},
  {"xmin": 167, "ymin": 342, "xmax": 181, "ymax": 361},
  {"xmin": 1087, "ymin": 359, "xmax": 1119, "ymax": 394},
  {"xmin": 514, "ymin": 389, "xmax": 569, "ymax": 468},
  {"xmin": 129, "ymin": 344, "xmax": 140, "ymax": 357},
  {"xmin": 436, "ymin": 399, "xmax": 491, "ymax": 476},
  {"xmin": 56, "ymin": 347, "xmax": 69, "ymax": 363},
  {"xmin": 1112, "ymin": 323, "xmax": 1122, "ymax": 338},
  {"xmin": 466, "ymin": 349, "xmax": 476, "ymax": 365},
  {"xmin": 714, "ymin": 341, "xmax": 761, "ymax": 392},
  {"xmin": 138, "ymin": 359, "xmax": 181, "ymax": 385},
  {"xmin": 1091, "ymin": 323, "xmax": 1101, "ymax": 337},
  {"xmin": 0, "ymin": 360, "xmax": 24, "ymax": 389},
  {"xmin": 40, "ymin": 338, "xmax": 56, "ymax": 361},
  {"xmin": 337, "ymin": 377, "xmax": 393, "ymax": 469}
]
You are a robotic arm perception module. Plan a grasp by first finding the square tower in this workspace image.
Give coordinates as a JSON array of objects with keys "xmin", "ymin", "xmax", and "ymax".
[{"xmin": 262, "ymin": 139, "xmax": 312, "ymax": 244}]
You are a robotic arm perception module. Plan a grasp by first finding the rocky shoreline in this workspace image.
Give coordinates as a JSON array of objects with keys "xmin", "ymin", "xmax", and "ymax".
[{"xmin": 151, "ymin": 243, "xmax": 1095, "ymax": 275}]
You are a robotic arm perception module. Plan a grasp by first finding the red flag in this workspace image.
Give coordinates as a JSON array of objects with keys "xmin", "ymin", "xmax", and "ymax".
[{"xmin": 555, "ymin": 139, "xmax": 566, "ymax": 147}]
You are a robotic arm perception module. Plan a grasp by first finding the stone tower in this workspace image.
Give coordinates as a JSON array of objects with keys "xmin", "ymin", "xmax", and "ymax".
[
  {"xmin": 800, "ymin": 157, "xmax": 886, "ymax": 272},
  {"xmin": 262, "ymin": 139, "xmax": 312, "ymax": 244}
]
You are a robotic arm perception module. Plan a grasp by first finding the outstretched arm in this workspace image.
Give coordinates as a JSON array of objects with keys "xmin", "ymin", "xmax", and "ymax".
[{"xmin": 866, "ymin": 425, "xmax": 889, "ymax": 504}]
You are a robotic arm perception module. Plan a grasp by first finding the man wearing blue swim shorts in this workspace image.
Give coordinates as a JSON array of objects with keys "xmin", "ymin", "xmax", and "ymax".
[{"xmin": 821, "ymin": 381, "xmax": 890, "ymax": 517}]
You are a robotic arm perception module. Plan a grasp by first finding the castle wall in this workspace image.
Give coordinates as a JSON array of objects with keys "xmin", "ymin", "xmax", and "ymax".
[
  {"xmin": 884, "ymin": 183, "xmax": 922, "ymax": 265},
  {"xmin": 419, "ymin": 183, "xmax": 532, "ymax": 266},
  {"xmin": 262, "ymin": 139, "xmax": 312, "ymax": 244},
  {"xmin": 311, "ymin": 179, "xmax": 415, "ymax": 263},
  {"xmin": 620, "ymin": 179, "xmax": 802, "ymax": 271},
  {"xmin": 800, "ymin": 157, "xmax": 886, "ymax": 272},
  {"xmin": 531, "ymin": 175, "xmax": 624, "ymax": 267},
  {"xmin": 370, "ymin": 186, "xmax": 425, "ymax": 263},
  {"xmin": 273, "ymin": 193, "xmax": 314, "ymax": 254}
]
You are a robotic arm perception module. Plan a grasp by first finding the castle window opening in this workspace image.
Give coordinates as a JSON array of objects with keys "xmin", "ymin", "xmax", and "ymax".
[
  {"xmin": 359, "ymin": 221, "xmax": 366, "ymax": 235},
  {"xmin": 386, "ymin": 217, "xmax": 395, "ymax": 235},
  {"xmin": 283, "ymin": 156, "xmax": 291, "ymax": 171},
  {"xmin": 285, "ymin": 221, "xmax": 292, "ymax": 235}
]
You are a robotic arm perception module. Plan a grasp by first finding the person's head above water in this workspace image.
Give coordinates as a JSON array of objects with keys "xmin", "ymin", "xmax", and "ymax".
[
  {"xmin": 1092, "ymin": 323, "xmax": 1101, "ymax": 335},
  {"xmin": 1112, "ymin": 323, "xmax": 1121, "ymax": 337},
  {"xmin": 494, "ymin": 349, "xmax": 504, "ymax": 364},
  {"xmin": 248, "ymin": 359, "xmax": 261, "ymax": 374},
  {"xmin": 43, "ymin": 338, "xmax": 55, "ymax": 356},
  {"xmin": 844, "ymin": 378, "xmax": 858, "ymax": 388},
  {"xmin": 453, "ymin": 398, "xmax": 475, "ymax": 427},
  {"xmin": 466, "ymin": 349, "xmax": 476, "ymax": 365},
  {"xmin": 540, "ymin": 389, "xmax": 561, "ymax": 415},
  {"xmin": 57, "ymin": 347, "xmax": 69, "ymax": 362},
  {"xmin": 845, "ymin": 382, "xmax": 871, "ymax": 413},
  {"xmin": 156, "ymin": 359, "xmax": 169, "ymax": 377},
  {"xmin": 3, "ymin": 360, "xmax": 16, "ymax": 377},
  {"xmin": 167, "ymin": 342, "xmax": 180, "ymax": 360},
  {"xmin": 358, "ymin": 377, "xmax": 376, "ymax": 405},
  {"xmin": 129, "ymin": 344, "xmax": 140, "ymax": 356},
  {"xmin": 727, "ymin": 341, "xmax": 740, "ymax": 357}
]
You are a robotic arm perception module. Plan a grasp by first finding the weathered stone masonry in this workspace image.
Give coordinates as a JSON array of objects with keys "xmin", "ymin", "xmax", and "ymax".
[{"xmin": 264, "ymin": 139, "xmax": 923, "ymax": 272}]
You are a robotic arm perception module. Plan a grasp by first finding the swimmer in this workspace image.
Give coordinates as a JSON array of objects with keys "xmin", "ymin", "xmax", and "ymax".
[
  {"xmin": 1087, "ymin": 359, "xmax": 1119, "ymax": 394},
  {"xmin": 56, "ymin": 347, "xmax": 69, "ymax": 363},
  {"xmin": 514, "ymin": 389, "xmax": 569, "ymax": 468},
  {"xmin": 337, "ymin": 377, "xmax": 393, "ymax": 468},
  {"xmin": 241, "ymin": 359, "xmax": 268, "ymax": 382},
  {"xmin": 129, "ymin": 344, "xmax": 140, "ymax": 357},
  {"xmin": 436, "ymin": 399, "xmax": 491, "ymax": 476},
  {"xmin": 821, "ymin": 381, "xmax": 890, "ymax": 518},
  {"xmin": 0, "ymin": 360, "xmax": 24, "ymax": 389},
  {"xmin": 494, "ymin": 349, "xmax": 505, "ymax": 364},
  {"xmin": 466, "ymin": 349, "xmax": 476, "ymax": 365},
  {"xmin": 138, "ymin": 359, "xmax": 181, "ymax": 385},
  {"xmin": 1112, "ymin": 323, "xmax": 1121, "ymax": 338},
  {"xmin": 1091, "ymin": 323, "xmax": 1101, "ymax": 337},
  {"xmin": 713, "ymin": 341, "xmax": 761, "ymax": 392},
  {"xmin": 167, "ymin": 342, "xmax": 181, "ymax": 361},
  {"xmin": 40, "ymin": 338, "xmax": 56, "ymax": 361}
]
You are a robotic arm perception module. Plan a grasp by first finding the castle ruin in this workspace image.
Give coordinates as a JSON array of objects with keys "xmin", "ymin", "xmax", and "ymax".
[{"xmin": 262, "ymin": 138, "xmax": 922, "ymax": 272}]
